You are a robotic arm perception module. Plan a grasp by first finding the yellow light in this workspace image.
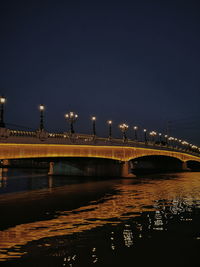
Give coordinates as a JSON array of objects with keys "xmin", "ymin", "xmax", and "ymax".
[
  {"xmin": 39, "ymin": 104, "xmax": 45, "ymax": 111},
  {"xmin": 143, "ymin": 129, "xmax": 147, "ymax": 132},
  {"xmin": 134, "ymin": 126, "xmax": 138, "ymax": 130},
  {"xmin": 119, "ymin": 123, "xmax": 129, "ymax": 130},
  {"xmin": 65, "ymin": 112, "xmax": 78, "ymax": 121},
  {"xmin": 0, "ymin": 97, "xmax": 6, "ymax": 104},
  {"xmin": 92, "ymin": 116, "xmax": 96, "ymax": 121},
  {"xmin": 0, "ymin": 143, "xmax": 199, "ymax": 164},
  {"xmin": 107, "ymin": 120, "xmax": 112, "ymax": 124}
]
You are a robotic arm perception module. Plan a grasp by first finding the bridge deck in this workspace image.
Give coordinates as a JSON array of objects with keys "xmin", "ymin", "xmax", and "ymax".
[{"xmin": 0, "ymin": 130, "xmax": 199, "ymax": 162}]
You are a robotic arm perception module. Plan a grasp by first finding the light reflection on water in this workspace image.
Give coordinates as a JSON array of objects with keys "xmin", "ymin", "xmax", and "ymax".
[{"xmin": 0, "ymin": 171, "xmax": 200, "ymax": 265}]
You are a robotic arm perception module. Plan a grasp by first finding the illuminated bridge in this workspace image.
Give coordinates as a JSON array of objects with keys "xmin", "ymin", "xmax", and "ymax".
[{"xmin": 0, "ymin": 128, "xmax": 200, "ymax": 177}]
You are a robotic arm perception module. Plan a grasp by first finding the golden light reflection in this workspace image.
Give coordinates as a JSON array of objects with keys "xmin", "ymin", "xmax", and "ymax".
[
  {"xmin": 0, "ymin": 172, "xmax": 200, "ymax": 261},
  {"xmin": 123, "ymin": 227, "xmax": 133, "ymax": 247},
  {"xmin": 0, "ymin": 168, "xmax": 8, "ymax": 188}
]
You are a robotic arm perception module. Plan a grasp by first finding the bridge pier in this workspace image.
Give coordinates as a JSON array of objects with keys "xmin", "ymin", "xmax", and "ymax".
[
  {"xmin": 0, "ymin": 159, "xmax": 10, "ymax": 167},
  {"xmin": 48, "ymin": 162, "xmax": 54, "ymax": 175},
  {"xmin": 121, "ymin": 161, "xmax": 135, "ymax": 178},
  {"xmin": 48, "ymin": 159, "xmax": 136, "ymax": 178},
  {"xmin": 182, "ymin": 161, "xmax": 190, "ymax": 171},
  {"xmin": 48, "ymin": 161, "xmax": 83, "ymax": 176},
  {"xmin": 48, "ymin": 160, "xmax": 121, "ymax": 177}
]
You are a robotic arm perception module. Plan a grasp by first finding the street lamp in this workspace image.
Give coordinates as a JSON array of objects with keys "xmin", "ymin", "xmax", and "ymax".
[
  {"xmin": 133, "ymin": 126, "xmax": 138, "ymax": 141},
  {"xmin": 183, "ymin": 141, "xmax": 187, "ymax": 151},
  {"xmin": 174, "ymin": 138, "xmax": 178, "ymax": 148},
  {"xmin": 178, "ymin": 139, "xmax": 182, "ymax": 149},
  {"xmin": 164, "ymin": 135, "xmax": 168, "ymax": 146},
  {"xmin": 168, "ymin": 137, "xmax": 174, "ymax": 147},
  {"xmin": 159, "ymin": 133, "xmax": 162, "ymax": 144},
  {"xmin": 65, "ymin": 112, "xmax": 78, "ymax": 134},
  {"xmin": 107, "ymin": 120, "xmax": 112, "ymax": 139},
  {"xmin": 150, "ymin": 131, "xmax": 157, "ymax": 143},
  {"xmin": 0, "ymin": 96, "xmax": 6, "ymax": 128},
  {"xmin": 39, "ymin": 104, "xmax": 45, "ymax": 131},
  {"xmin": 119, "ymin": 123, "xmax": 129, "ymax": 142},
  {"xmin": 91, "ymin": 116, "xmax": 96, "ymax": 136},
  {"xmin": 149, "ymin": 132, "xmax": 153, "ymax": 142},
  {"xmin": 143, "ymin": 129, "xmax": 147, "ymax": 143}
]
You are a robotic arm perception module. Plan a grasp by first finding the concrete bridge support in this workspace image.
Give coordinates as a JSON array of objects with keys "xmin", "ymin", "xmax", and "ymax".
[
  {"xmin": 48, "ymin": 159, "xmax": 135, "ymax": 178},
  {"xmin": 121, "ymin": 161, "xmax": 135, "ymax": 178},
  {"xmin": 1, "ymin": 159, "xmax": 10, "ymax": 167},
  {"xmin": 182, "ymin": 161, "xmax": 190, "ymax": 171},
  {"xmin": 48, "ymin": 159, "xmax": 121, "ymax": 177},
  {"xmin": 48, "ymin": 162, "xmax": 54, "ymax": 175},
  {"xmin": 48, "ymin": 161, "xmax": 83, "ymax": 176}
]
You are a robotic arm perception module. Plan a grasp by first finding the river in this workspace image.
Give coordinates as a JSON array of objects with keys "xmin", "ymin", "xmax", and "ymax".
[{"xmin": 0, "ymin": 168, "xmax": 200, "ymax": 266}]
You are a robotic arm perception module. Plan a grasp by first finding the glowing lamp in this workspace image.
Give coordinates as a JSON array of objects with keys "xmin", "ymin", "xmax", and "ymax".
[
  {"xmin": 0, "ymin": 97, "xmax": 6, "ymax": 104},
  {"xmin": 39, "ymin": 104, "xmax": 45, "ymax": 111}
]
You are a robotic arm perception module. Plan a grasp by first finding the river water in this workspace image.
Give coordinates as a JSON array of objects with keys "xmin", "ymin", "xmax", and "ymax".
[{"xmin": 0, "ymin": 169, "xmax": 200, "ymax": 266}]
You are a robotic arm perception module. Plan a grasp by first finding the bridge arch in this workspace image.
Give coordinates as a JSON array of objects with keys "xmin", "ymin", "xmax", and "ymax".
[
  {"xmin": 129, "ymin": 155, "xmax": 184, "ymax": 174},
  {"xmin": 47, "ymin": 157, "xmax": 122, "ymax": 177},
  {"xmin": 185, "ymin": 160, "xmax": 200, "ymax": 171},
  {"xmin": 127, "ymin": 153, "xmax": 185, "ymax": 163}
]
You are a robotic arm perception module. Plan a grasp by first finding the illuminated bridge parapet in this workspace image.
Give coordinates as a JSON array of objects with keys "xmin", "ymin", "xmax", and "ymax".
[
  {"xmin": 0, "ymin": 129, "xmax": 200, "ymax": 177},
  {"xmin": 0, "ymin": 143, "xmax": 199, "ymax": 164}
]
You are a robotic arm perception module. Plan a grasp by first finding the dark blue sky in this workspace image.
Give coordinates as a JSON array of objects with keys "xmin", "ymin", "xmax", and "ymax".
[{"xmin": 0, "ymin": 0, "xmax": 200, "ymax": 143}]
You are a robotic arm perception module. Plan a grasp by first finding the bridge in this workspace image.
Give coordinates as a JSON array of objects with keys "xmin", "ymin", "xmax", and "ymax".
[{"xmin": 0, "ymin": 127, "xmax": 200, "ymax": 177}]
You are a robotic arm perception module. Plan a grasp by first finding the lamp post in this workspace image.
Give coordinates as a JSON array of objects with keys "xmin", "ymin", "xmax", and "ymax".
[
  {"xmin": 119, "ymin": 123, "xmax": 129, "ymax": 142},
  {"xmin": 178, "ymin": 139, "xmax": 182, "ymax": 150},
  {"xmin": 143, "ymin": 129, "xmax": 147, "ymax": 143},
  {"xmin": 133, "ymin": 126, "xmax": 138, "ymax": 141},
  {"xmin": 91, "ymin": 116, "xmax": 96, "ymax": 136},
  {"xmin": 150, "ymin": 131, "xmax": 157, "ymax": 144},
  {"xmin": 149, "ymin": 132, "xmax": 153, "ymax": 143},
  {"xmin": 65, "ymin": 112, "xmax": 78, "ymax": 134},
  {"xmin": 168, "ymin": 137, "xmax": 174, "ymax": 148},
  {"xmin": 174, "ymin": 138, "xmax": 178, "ymax": 149},
  {"xmin": 39, "ymin": 104, "xmax": 45, "ymax": 131},
  {"xmin": 159, "ymin": 133, "xmax": 162, "ymax": 144},
  {"xmin": 0, "ymin": 96, "xmax": 6, "ymax": 128},
  {"xmin": 107, "ymin": 120, "xmax": 112, "ymax": 139},
  {"xmin": 153, "ymin": 131, "xmax": 157, "ymax": 143},
  {"xmin": 164, "ymin": 135, "xmax": 168, "ymax": 146},
  {"xmin": 182, "ymin": 141, "xmax": 187, "ymax": 151}
]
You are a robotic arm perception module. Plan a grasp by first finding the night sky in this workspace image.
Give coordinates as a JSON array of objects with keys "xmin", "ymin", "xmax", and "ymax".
[{"xmin": 0, "ymin": 0, "xmax": 200, "ymax": 144}]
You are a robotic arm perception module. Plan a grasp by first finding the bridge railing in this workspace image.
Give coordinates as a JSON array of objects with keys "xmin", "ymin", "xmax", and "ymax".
[
  {"xmin": 47, "ymin": 133, "xmax": 200, "ymax": 157},
  {"xmin": 9, "ymin": 130, "xmax": 37, "ymax": 137},
  {"xmin": 0, "ymin": 128, "xmax": 199, "ymax": 158}
]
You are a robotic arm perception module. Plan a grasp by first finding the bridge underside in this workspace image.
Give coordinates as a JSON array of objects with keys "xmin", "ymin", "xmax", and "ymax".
[
  {"xmin": 131, "ymin": 155, "xmax": 184, "ymax": 174},
  {"xmin": 48, "ymin": 158, "xmax": 122, "ymax": 177},
  {"xmin": 186, "ymin": 160, "xmax": 200, "ymax": 171},
  {"xmin": 0, "ymin": 157, "xmax": 133, "ymax": 178},
  {"xmin": 2, "ymin": 156, "xmax": 200, "ymax": 178}
]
